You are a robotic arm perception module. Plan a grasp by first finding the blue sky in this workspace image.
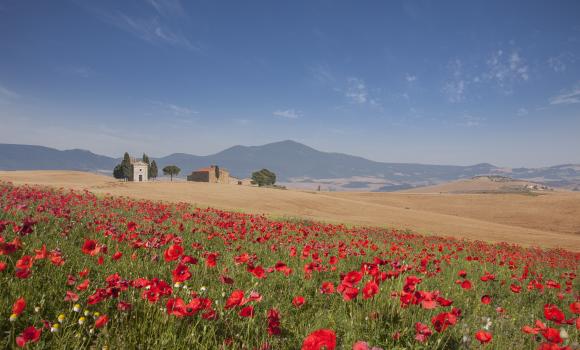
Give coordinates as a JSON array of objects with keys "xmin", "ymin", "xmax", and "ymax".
[{"xmin": 1, "ymin": 0, "xmax": 579, "ymax": 167}]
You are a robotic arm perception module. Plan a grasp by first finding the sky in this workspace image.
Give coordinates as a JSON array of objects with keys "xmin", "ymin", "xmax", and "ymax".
[{"xmin": 1, "ymin": 0, "xmax": 579, "ymax": 167}]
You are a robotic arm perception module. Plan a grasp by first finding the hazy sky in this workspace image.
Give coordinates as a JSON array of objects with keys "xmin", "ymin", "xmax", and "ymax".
[{"xmin": 1, "ymin": 0, "xmax": 579, "ymax": 167}]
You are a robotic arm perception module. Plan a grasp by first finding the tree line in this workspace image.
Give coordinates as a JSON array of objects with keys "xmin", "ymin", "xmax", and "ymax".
[{"xmin": 113, "ymin": 153, "xmax": 274, "ymax": 185}]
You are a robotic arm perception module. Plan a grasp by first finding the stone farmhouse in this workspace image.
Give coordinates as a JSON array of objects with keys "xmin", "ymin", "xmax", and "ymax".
[
  {"xmin": 187, "ymin": 165, "xmax": 230, "ymax": 184},
  {"xmin": 131, "ymin": 159, "xmax": 148, "ymax": 182}
]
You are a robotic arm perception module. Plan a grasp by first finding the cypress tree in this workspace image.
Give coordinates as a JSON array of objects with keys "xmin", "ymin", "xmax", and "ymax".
[
  {"xmin": 150, "ymin": 160, "xmax": 158, "ymax": 180},
  {"xmin": 142, "ymin": 153, "xmax": 151, "ymax": 180},
  {"xmin": 121, "ymin": 152, "xmax": 132, "ymax": 181},
  {"xmin": 113, "ymin": 164, "xmax": 124, "ymax": 179}
]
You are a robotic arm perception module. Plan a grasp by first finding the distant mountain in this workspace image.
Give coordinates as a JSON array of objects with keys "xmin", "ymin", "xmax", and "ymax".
[
  {"xmin": 200, "ymin": 141, "xmax": 498, "ymax": 182},
  {"xmin": 0, "ymin": 144, "xmax": 117, "ymax": 171},
  {"xmin": 1, "ymin": 141, "xmax": 579, "ymax": 191}
]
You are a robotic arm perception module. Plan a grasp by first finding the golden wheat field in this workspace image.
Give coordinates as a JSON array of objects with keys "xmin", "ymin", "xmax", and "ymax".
[{"xmin": 1, "ymin": 170, "xmax": 579, "ymax": 250}]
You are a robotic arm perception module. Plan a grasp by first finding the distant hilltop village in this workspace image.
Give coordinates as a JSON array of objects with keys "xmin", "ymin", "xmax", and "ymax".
[
  {"xmin": 472, "ymin": 175, "xmax": 553, "ymax": 192},
  {"xmin": 112, "ymin": 152, "xmax": 275, "ymax": 187}
]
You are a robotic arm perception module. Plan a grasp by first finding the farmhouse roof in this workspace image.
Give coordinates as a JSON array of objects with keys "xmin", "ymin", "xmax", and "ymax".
[{"xmin": 194, "ymin": 167, "xmax": 211, "ymax": 172}]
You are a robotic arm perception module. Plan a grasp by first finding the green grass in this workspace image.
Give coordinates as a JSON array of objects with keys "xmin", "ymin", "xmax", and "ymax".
[{"xmin": 0, "ymin": 183, "xmax": 578, "ymax": 349}]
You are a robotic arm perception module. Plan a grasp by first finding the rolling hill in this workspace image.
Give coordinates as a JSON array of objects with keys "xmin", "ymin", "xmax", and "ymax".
[
  {"xmin": 0, "ymin": 144, "xmax": 117, "ymax": 171},
  {"xmin": 1, "ymin": 141, "xmax": 579, "ymax": 190}
]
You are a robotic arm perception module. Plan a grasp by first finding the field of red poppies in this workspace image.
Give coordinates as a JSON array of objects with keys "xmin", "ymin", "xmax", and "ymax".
[{"xmin": 1, "ymin": 182, "xmax": 579, "ymax": 349}]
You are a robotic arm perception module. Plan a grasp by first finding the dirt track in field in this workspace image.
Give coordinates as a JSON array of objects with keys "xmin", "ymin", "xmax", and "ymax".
[{"xmin": 1, "ymin": 170, "xmax": 579, "ymax": 250}]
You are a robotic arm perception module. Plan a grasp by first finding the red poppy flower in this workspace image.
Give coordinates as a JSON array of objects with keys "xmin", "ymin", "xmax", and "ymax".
[
  {"xmin": 535, "ymin": 319, "xmax": 547, "ymax": 330},
  {"xmin": 544, "ymin": 304, "xmax": 565, "ymax": 324},
  {"xmin": 163, "ymin": 244, "xmax": 183, "ymax": 262},
  {"xmin": 475, "ymin": 330, "xmax": 492, "ymax": 344},
  {"xmin": 362, "ymin": 280, "xmax": 379, "ymax": 299},
  {"xmin": 541, "ymin": 327, "xmax": 562, "ymax": 344},
  {"xmin": 521, "ymin": 325, "xmax": 539, "ymax": 334},
  {"xmin": 127, "ymin": 221, "xmax": 137, "ymax": 231},
  {"xmin": 481, "ymin": 295, "xmax": 492, "ymax": 305},
  {"xmin": 15, "ymin": 268, "xmax": 31, "ymax": 279},
  {"xmin": 172, "ymin": 263, "xmax": 191, "ymax": 282},
  {"xmin": 117, "ymin": 301, "xmax": 132, "ymax": 311},
  {"xmin": 76, "ymin": 279, "xmax": 90, "ymax": 291},
  {"xmin": 301, "ymin": 329, "xmax": 336, "ymax": 350},
  {"xmin": 220, "ymin": 275, "xmax": 234, "ymax": 284},
  {"xmin": 239, "ymin": 306, "xmax": 254, "ymax": 318},
  {"xmin": 460, "ymin": 280, "xmax": 472, "ymax": 290},
  {"xmin": 16, "ymin": 326, "xmax": 41, "ymax": 347},
  {"xmin": 65, "ymin": 274, "xmax": 76, "ymax": 286},
  {"xmin": 321, "ymin": 282, "xmax": 334, "ymax": 294},
  {"xmin": 95, "ymin": 315, "xmax": 109, "ymax": 328},
  {"xmin": 418, "ymin": 298, "xmax": 434, "ymax": 309},
  {"xmin": 34, "ymin": 245, "xmax": 47, "ymax": 260},
  {"xmin": 12, "ymin": 297, "xmax": 26, "ymax": 315},
  {"xmin": 167, "ymin": 298, "xmax": 199, "ymax": 317},
  {"xmin": 81, "ymin": 239, "xmax": 100, "ymax": 256},
  {"xmin": 1, "ymin": 237, "xmax": 21, "ymax": 255},
  {"xmin": 342, "ymin": 271, "xmax": 363, "ymax": 287},
  {"xmin": 352, "ymin": 341, "xmax": 370, "ymax": 350},
  {"xmin": 510, "ymin": 284, "xmax": 522, "ymax": 293},
  {"xmin": 431, "ymin": 312, "xmax": 457, "ymax": 333},
  {"xmin": 480, "ymin": 272, "xmax": 496, "ymax": 282},
  {"xmin": 112, "ymin": 251, "xmax": 123, "ymax": 261},
  {"xmin": 49, "ymin": 252, "xmax": 65, "ymax": 266},
  {"xmin": 414, "ymin": 322, "xmax": 432, "ymax": 343},
  {"xmin": 267, "ymin": 308, "xmax": 281, "ymax": 335},
  {"xmin": 293, "ymin": 296, "xmax": 306, "ymax": 308},
  {"xmin": 225, "ymin": 290, "xmax": 245, "ymax": 309},
  {"xmin": 15, "ymin": 256, "xmax": 33, "ymax": 270},
  {"xmin": 202, "ymin": 309, "xmax": 217, "ymax": 320},
  {"xmin": 15, "ymin": 217, "xmax": 36, "ymax": 236},
  {"xmin": 181, "ymin": 255, "xmax": 198, "ymax": 265},
  {"xmin": 246, "ymin": 291, "xmax": 262, "ymax": 303},
  {"xmin": 249, "ymin": 265, "xmax": 266, "ymax": 279},
  {"xmin": 569, "ymin": 301, "xmax": 580, "ymax": 314},
  {"xmin": 340, "ymin": 286, "xmax": 359, "ymax": 301},
  {"xmin": 436, "ymin": 296, "xmax": 453, "ymax": 307},
  {"xmin": 205, "ymin": 252, "xmax": 218, "ymax": 268},
  {"xmin": 64, "ymin": 291, "xmax": 79, "ymax": 302}
]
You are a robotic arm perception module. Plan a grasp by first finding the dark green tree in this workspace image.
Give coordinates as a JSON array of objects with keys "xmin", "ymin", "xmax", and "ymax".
[
  {"xmin": 113, "ymin": 164, "xmax": 124, "ymax": 179},
  {"xmin": 214, "ymin": 165, "xmax": 220, "ymax": 179},
  {"xmin": 162, "ymin": 165, "xmax": 181, "ymax": 181},
  {"xmin": 150, "ymin": 160, "xmax": 158, "ymax": 180},
  {"xmin": 251, "ymin": 168, "xmax": 276, "ymax": 186},
  {"xmin": 121, "ymin": 152, "xmax": 132, "ymax": 181},
  {"xmin": 142, "ymin": 153, "xmax": 151, "ymax": 181}
]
